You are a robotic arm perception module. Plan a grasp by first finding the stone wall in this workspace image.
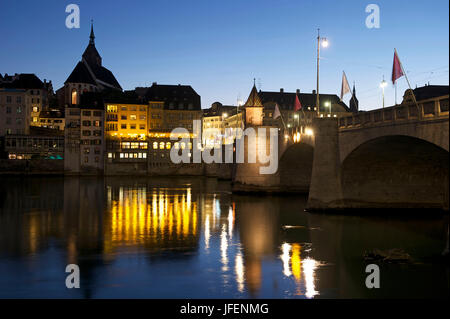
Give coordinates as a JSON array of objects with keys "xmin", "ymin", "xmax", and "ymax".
[{"xmin": 0, "ymin": 159, "xmax": 64, "ymax": 174}]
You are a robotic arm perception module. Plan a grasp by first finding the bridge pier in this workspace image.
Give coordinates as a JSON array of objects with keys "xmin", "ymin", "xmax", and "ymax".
[{"xmin": 306, "ymin": 118, "xmax": 344, "ymax": 210}]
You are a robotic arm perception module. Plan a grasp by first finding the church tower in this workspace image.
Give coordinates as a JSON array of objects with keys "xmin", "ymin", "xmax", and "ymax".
[
  {"xmin": 349, "ymin": 84, "xmax": 359, "ymax": 113},
  {"xmin": 243, "ymin": 80, "xmax": 264, "ymax": 126}
]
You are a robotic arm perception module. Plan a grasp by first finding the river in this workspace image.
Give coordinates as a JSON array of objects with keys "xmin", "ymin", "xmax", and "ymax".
[{"xmin": 0, "ymin": 176, "xmax": 448, "ymax": 298}]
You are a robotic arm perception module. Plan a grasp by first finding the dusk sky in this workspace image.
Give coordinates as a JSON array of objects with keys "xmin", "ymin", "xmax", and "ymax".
[{"xmin": 1, "ymin": 0, "xmax": 448, "ymax": 110}]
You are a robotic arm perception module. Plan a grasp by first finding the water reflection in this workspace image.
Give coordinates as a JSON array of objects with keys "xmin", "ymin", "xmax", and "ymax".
[{"xmin": 0, "ymin": 176, "xmax": 448, "ymax": 298}]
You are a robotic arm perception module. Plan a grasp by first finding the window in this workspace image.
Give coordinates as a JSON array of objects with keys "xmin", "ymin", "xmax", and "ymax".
[
  {"xmin": 33, "ymin": 106, "xmax": 39, "ymax": 113},
  {"xmin": 16, "ymin": 118, "xmax": 22, "ymax": 125},
  {"xmin": 139, "ymin": 106, "xmax": 146, "ymax": 112},
  {"xmin": 84, "ymin": 148, "xmax": 90, "ymax": 154},
  {"xmin": 159, "ymin": 142, "xmax": 165, "ymax": 149},
  {"xmin": 139, "ymin": 124, "xmax": 145, "ymax": 130},
  {"xmin": 108, "ymin": 153, "xmax": 113, "ymax": 158},
  {"xmin": 120, "ymin": 153, "xmax": 124, "ymax": 159},
  {"xmin": 130, "ymin": 115, "xmax": 137, "ymax": 120},
  {"xmin": 71, "ymin": 90, "xmax": 77, "ymax": 105},
  {"xmin": 131, "ymin": 142, "xmax": 139, "ymax": 149},
  {"xmin": 121, "ymin": 115, "xmax": 127, "ymax": 120},
  {"xmin": 140, "ymin": 142, "xmax": 148, "ymax": 149},
  {"xmin": 93, "ymin": 111, "xmax": 102, "ymax": 117},
  {"xmin": 121, "ymin": 142, "xmax": 130, "ymax": 149},
  {"xmin": 121, "ymin": 106, "xmax": 127, "ymax": 111},
  {"xmin": 16, "ymin": 96, "xmax": 21, "ymax": 103},
  {"xmin": 16, "ymin": 106, "xmax": 22, "ymax": 113},
  {"xmin": 121, "ymin": 124, "xmax": 127, "ymax": 129},
  {"xmin": 130, "ymin": 106, "xmax": 137, "ymax": 111},
  {"xmin": 6, "ymin": 96, "xmax": 11, "ymax": 103},
  {"xmin": 6, "ymin": 118, "xmax": 11, "ymax": 124},
  {"xmin": 82, "ymin": 111, "xmax": 91, "ymax": 116},
  {"xmin": 143, "ymin": 153, "xmax": 147, "ymax": 159},
  {"xmin": 84, "ymin": 156, "xmax": 89, "ymax": 163},
  {"xmin": 94, "ymin": 120, "xmax": 101, "ymax": 127},
  {"xmin": 166, "ymin": 142, "xmax": 171, "ymax": 149},
  {"xmin": 153, "ymin": 142, "xmax": 158, "ymax": 149},
  {"xmin": 93, "ymin": 130, "xmax": 102, "ymax": 137},
  {"xmin": 82, "ymin": 130, "xmax": 91, "ymax": 136},
  {"xmin": 139, "ymin": 115, "xmax": 146, "ymax": 120},
  {"xmin": 82, "ymin": 120, "xmax": 91, "ymax": 126},
  {"xmin": 95, "ymin": 156, "xmax": 99, "ymax": 163},
  {"xmin": 130, "ymin": 124, "xmax": 136, "ymax": 129},
  {"xmin": 6, "ymin": 106, "xmax": 11, "ymax": 113},
  {"xmin": 107, "ymin": 105, "xmax": 118, "ymax": 113}
]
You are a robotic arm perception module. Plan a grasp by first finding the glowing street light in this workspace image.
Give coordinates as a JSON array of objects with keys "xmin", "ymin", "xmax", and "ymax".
[
  {"xmin": 380, "ymin": 76, "xmax": 387, "ymax": 108},
  {"xmin": 316, "ymin": 28, "xmax": 329, "ymax": 116}
]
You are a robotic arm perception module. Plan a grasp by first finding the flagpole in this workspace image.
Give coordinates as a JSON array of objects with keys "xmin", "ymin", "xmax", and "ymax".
[{"xmin": 395, "ymin": 48, "xmax": 421, "ymax": 116}]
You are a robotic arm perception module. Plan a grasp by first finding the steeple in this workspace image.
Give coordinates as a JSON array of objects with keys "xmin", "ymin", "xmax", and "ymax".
[
  {"xmin": 89, "ymin": 20, "xmax": 95, "ymax": 45},
  {"xmin": 349, "ymin": 83, "xmax": 359, "ymax": 113},
  {"xmin": 82, "ymin": 20, "xmax": 102, "ymax": 67},
  {"xmin": 244, "ymin": 82, "xmax": 263, "ymax": 107}
]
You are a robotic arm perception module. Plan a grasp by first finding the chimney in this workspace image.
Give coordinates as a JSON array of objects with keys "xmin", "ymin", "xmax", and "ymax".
[
  {"xmin": 280, "ymin": 88, "xmax": 284, "ymax": 93},
  {"xmin": 296, "ymin": 89, "xmax": 300, "ymax": 94}
]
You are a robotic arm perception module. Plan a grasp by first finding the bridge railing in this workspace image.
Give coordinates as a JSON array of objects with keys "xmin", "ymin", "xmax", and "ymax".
[{"xmin": 338, "ymin": 96, "xmax": 449, "ymax": 130}]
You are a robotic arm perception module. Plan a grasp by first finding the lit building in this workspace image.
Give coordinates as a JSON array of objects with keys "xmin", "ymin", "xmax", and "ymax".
[
  {"xmin": 38, "ymin": 109, "xmax": 65, "ymax": 131},
  {"xmin": 104, "ymin": 83, "xmax": 202, "ymax": 165},
  {"xmin": 64, "ymin": 92, "xmax": 105, "ymax": 173},
  {"xmin": 243, "ymin": 83, "xmax": 264, "ymax": 126},
  {"xmin": 0, "ymin": 73, "xmax": 48, "ymax": 136},
  {"xmin": 202, "ymin": 102, "xmax": 244, "ymax": 147},
  {"xmin": 259, "ymin": 88, "xmax": 351, "ymax": 128}
]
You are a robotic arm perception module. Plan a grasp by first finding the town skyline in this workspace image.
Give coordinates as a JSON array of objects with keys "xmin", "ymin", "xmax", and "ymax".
[{"xmin": 0, "ymin": 0, "xmax": 448, "ymax": 110}]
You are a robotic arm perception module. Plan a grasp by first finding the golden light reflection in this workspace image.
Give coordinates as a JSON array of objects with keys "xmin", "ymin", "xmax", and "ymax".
[
  {"xmin": 228, "ymin": 206, "xmax": 234, "ymax": 238},
  {"xmin": 105, "ymin": 187, "xmax": 198, "ymax": 251},
  {"xmin": 291, "ymin": 243, "xmax": 302, "ymax": 283}
]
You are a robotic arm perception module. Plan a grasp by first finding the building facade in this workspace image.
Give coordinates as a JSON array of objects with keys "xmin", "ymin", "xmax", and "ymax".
[{"xmin": 0, "ymin": 73, "xmax": 47, "ymax": 136}]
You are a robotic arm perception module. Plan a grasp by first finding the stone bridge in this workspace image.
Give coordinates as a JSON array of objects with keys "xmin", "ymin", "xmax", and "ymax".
[{"xmin": 233, "ymin": 98, "xmax": 449, "ymax": 210}]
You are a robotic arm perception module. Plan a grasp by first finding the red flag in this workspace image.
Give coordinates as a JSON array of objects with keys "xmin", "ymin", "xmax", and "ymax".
[
  {"xmin": 294, "ymin": 94, "xmax": 302, "ymax": 111},
  {"xmin": 392, "ymin": 49, "xmax": 404, "ymax": 84}
]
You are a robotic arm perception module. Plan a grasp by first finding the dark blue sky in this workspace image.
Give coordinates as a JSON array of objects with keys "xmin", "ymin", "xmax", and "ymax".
[{"xmin": 1, "ymin": 0, "xmax": 448, "ymax": 109}]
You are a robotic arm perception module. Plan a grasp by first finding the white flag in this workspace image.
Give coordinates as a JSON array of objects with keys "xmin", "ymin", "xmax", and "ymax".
[
  {"xmin": 273, "ymin": 103, "xmax": 281, "ymax": 119},
  {"xmin": 340, "ymin": 71, "xmax": 350, "ymax": 101}
]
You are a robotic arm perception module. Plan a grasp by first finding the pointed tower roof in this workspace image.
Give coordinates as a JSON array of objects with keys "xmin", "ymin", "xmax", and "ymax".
[
  {"xmin": 244, "ymin": 83, "xmax": 263, "ymax": 107},
  {"xmin": 82, "ymin": 21, "xmax": 102, "ymax": 67},
  {"xmin": 89, "ymin": 20, "xmax": 95, "ymax": 45}
]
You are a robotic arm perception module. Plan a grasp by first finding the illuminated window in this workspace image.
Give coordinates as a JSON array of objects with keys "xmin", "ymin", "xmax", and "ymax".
[
  {"xmin": 71, "ymin": 89, "xmax": 77, "ymax": 105},
  {"xmin": 107, "ymin": 105, "xmax": 117, "ymax": 112},
  {"xmin": 108, "ymin": 153, "xmax": 113, "ymax": 158},
  {"xmin": 120, "ymin": 153, "xmax": 124, "ymax": 158},
  {"xmin": 143, "ymin": 153, "xmax": 147, "ymax": 159},
  {"xmin": 139, "ymin": 124, "xmax": 145, "ymax": 130},
  {"xmin": 159, "ymin": 142, "xmax": 165, "ymax": 149},
  {"xmin": 138, "ymin": 153, "xmax": 143, "ymax": 158},
  {"xmin": 131, "ymin": 142, "xmax": 139, "ymax": 149},
  {"xmin": 124, "ymin": 153, "xmax": 129, "ymax": 158},
  {"xmin": 181, "ymin": 142, "xmax": 186, "ymax": 149},
  {"xmin": 188, "ymin": 142, "xmax": 192, "ymax": 149},
  {"xmin": 166, "ymin": 142, "xmax": 171, "ymax": 149},
  {"xmin": 130, "ymin": 114, "xmax": 137, "ymax": 120},
  {"xmin": 130, "ymin": 124, "xmax": 136, "ymax": 129},
  {"xmin": 121, "ymin": 142, "xmax": 130, "ymax": 149},
  {"xmin": 153, "ymin": 142, "xmax": 158, "ymax": 149},
  {"xmin": 140, "ymin": 142, "xmax": 148, "ymax": 149}
]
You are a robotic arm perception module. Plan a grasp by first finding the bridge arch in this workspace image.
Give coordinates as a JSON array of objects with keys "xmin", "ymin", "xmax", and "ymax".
[
  {"xmin": 341, "ymin": 135, "xmax": 449, "ymax": 209},
  {"xmin": 278, "ymin": 142, "xmax": 314, "ymax": 192}
]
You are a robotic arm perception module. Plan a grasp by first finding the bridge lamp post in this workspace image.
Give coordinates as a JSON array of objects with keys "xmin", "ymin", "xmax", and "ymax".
[
  {"xmin": 316, "ymin": 28, "xmax": 328, "ymax": 117},
  {"xmin": 324, "ymin": 101, "xmax": 331, "ymax": 117},
  {"xmin": 380, "ymin": 77, "xmax": 387, "ymax": 108}
]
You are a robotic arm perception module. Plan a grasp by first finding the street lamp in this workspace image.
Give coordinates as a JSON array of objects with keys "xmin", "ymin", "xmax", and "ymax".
[
  {"xmin": 316, "ymin": 28, "xmax": 328, "ymax": 116},
  {"xmin": 325, "ymin": 101, "xmax": 331, "ymax": 116},
  {"xmin": 293, "ymin": 113, "xmax": 299, "ymax": 128},
  {"xmin": 380, "ymin": 76, "xmax": 387, "ymax": 108}
]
